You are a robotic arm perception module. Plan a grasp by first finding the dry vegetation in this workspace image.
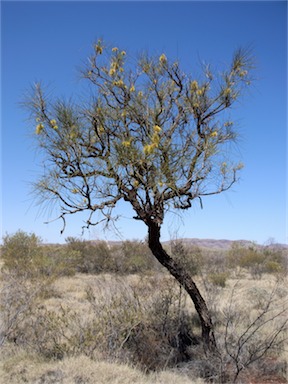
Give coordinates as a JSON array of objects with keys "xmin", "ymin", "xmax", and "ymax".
[{"xmin": 0, "ymin": 231, "xmax": 287, "ymax": 383}]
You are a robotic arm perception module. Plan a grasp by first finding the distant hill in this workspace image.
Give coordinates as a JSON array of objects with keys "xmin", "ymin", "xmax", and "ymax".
[
  {"xmin": 164, "ymin": 238, "xmax": 288, "ymax": 251},
  {"xmin": 86, "ymin": 238, "xmax": 288, "ymax": 251},
  {"xmin": 43, "ymin": 238, "xmax": 288, "ymax": 251}
]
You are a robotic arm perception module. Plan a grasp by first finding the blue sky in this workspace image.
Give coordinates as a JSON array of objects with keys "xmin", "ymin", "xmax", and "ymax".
[{"xmin": 1, "ymin": 1, "xmax": 287, "ymax": 245}]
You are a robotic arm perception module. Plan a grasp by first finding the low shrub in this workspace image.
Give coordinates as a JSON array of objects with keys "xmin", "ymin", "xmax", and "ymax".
[
  {"xmin": 208, "ymin": 272, "xmax": 229, "ymax": 287},
  {"xmin": 170, "ymin": 241, "xmax": 203, "ymax": 276},
  {"xmin": 1, "ymin": 231, "xmax": 45, "ymax": 278}
]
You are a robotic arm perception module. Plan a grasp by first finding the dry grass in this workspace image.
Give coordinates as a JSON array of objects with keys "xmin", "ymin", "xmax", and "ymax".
[
  {"xmin": 0, "ymin": 347, "xmax": 205, "ymax": 384},
  {"xmin": 1, "ymin": 270, "xmax": 287, "ymax": 383}
]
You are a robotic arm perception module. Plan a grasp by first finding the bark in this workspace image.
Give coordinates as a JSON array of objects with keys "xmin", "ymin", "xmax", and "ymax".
[{"xmin": 148, "ymin": 222, "xmax": 218, "ymax": 354}]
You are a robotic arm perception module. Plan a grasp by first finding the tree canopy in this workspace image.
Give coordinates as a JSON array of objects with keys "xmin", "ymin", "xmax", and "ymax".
[{"xmin": 27, "ymin": 40, "xmax": 252, "ymax": 233}]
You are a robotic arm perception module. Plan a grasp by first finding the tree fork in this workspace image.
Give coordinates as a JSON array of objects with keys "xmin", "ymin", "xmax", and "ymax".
[{"xmin": 148, "ymin": 222, "xmax": 218, "ymax": 354}]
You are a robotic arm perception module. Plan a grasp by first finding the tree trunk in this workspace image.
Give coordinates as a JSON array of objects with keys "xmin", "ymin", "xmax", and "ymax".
[{"xmin": 148, "ymin": 222, "xmax": 218, "ymax": 354}]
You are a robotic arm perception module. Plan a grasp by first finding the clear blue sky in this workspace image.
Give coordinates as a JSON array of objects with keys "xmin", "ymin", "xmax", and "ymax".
[{"xmin": 1, "ymin": 1, "xmax": 287, "ymax": 245}]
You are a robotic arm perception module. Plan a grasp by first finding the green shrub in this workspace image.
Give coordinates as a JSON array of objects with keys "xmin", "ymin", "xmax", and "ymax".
[
  {"xmin": 1, "ymin": 231, "xmax": 81, "ymax": 279},
  {"xmin": 264, "ymin": 260, "xmax": 284, "ymax": 274},
  {"xmin": 116, "ymin": 240, "xmax": 157, "ymax": 274},
  {"xmin": 65, "ymin": 238, "xmax": 158, "ymax": 275},
  {"xmin": 65, "ymin": 238, "xmax": 115, "ymax": 274},
  {"xmin": 208, "ymin": 272, "xmax": 228, "ymax": 287},
  {"xmin": 41, "ymin": 245, "xmax": 81, "ymax": 277},
  {"xmin": 171, "ymin": 241, "xmax": 203, "ymax": 276},
  {"xmin": 1, "ymin": 231, "xmax": 47, "ymax": 278}
]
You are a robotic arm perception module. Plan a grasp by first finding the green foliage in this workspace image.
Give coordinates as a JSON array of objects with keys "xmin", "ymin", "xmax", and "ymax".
[
  {"xmin": 117, "ymin": 240, "xmax": 158, "ymax": 274},
  {"xmin": 264, "ymin": 260, "xmax": 283, "ymax": 274},
  {"xmin": 26, "ymin": 42, "xmax": 253, "ymax": 232},
  {"xmin": 227, "ymin": 242, "xmax": 287, "ymax": 277},
  {"xmin": 1, "ymin": 231, "xmax": 46, "ymax": 278},
  {"xmin": 65, "ymin": 238, "xmax": 114, "ymax": 274},
  {"xmin": 208, "ymin": 272, "xmax": 229, "ymax": 287},
  {"xmin": 41, "ymin": 245, "xmax": 81, "ymax": 277},
  {"xmin": 1, "ymin": 231, "xmax": 80, "ymax": 279},
  {"xmin": 171, "ymin": 241, "xmax": 203, "ymax": 276},
  {"xmin": 65, "ymin": 237, "xmax": 157, "ymax": 275}
]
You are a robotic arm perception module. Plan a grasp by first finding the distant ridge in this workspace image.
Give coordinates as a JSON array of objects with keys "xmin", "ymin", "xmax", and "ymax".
[
  {"xmin": 87, "ymin": 238, "xmax": 287, "ymax": 251},
  {"xmin": 43, "ymin": 238, "xmax": 288, "ymax": 250},
  {"xmin": 163, "ymin": 238, "xmax": 288, "ymax": 251}
]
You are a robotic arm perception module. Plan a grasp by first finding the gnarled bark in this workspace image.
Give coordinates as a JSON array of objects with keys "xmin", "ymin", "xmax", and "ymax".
[{"xmin": 148, "ymin": 222, "xmax": 218, "ymax": 354}]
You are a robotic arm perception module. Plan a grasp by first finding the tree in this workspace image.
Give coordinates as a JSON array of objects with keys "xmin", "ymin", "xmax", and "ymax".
[{"xmin": 25, "ymin": 40, "xmax": 253, "ymax": 353}]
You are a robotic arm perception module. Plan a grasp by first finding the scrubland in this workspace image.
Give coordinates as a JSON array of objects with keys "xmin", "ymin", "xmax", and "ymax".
[{"xmin": 0, "ymin": 231, "xmax": 287, "ymax": 383}]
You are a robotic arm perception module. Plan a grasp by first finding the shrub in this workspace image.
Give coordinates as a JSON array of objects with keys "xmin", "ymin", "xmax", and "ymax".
[
  {"xmin": 0, "ymin": 269, "xmax": 53, "ymax": 347},
  {"xmin": 1, "ymin": 231, "xmax": 45, "ymax": 278},
  {"xmin": 65, "ymin": 238, "xmax": 115, "ymax": 274},
  {"xmin": 208, "ymin": 272, "xmax": 229, "ymax": 287},
  {"xmin": 227, "ymin": 242, "xmax": 287, "ymax": 278},
  {"xmin": 171, "ymin": 241, "xmax": 203, "ymax": 276},
  {"xmin": 65, "ymin": 237, "xmax": 158, "ymax": 275},
  {"xmin": 116, "ymin": 240, "xmax": 158, "ymax": 274},
  {"xmin": 212, "ymin": 282, "xmax": 288, "ymax": 383},
  {"xmin": 1, "ymin": 231, "xmax": 81, "ymax": 279}
]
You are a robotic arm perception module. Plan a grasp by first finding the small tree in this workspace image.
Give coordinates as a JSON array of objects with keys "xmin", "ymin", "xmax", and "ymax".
[{"xmin": 25, "ymin": 40, "xmax": 253, "ymax": 352}]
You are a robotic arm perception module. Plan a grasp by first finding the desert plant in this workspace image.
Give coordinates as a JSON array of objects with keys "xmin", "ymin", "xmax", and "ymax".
[
  {"xmin": 171, "ymin": 241, "xmax": 203, "ymax": 277},
  {"xmin": 117, "ymin": 240, "xmax": 158, "ymax": 274},
  {"xmin": 1, "ymin": 231, "xmax": 45, "ymax": 278},
  {"xmin": 25, "ymin": 40, "xmax": 254, "ymax": 352},
  {"xmin": 0, "ymin": 269, "xmax": 53, "ymax": 347},
  {"xmin": 65, "ymin": 237, "xmax": 116, "ymax": 274},
  {"xmin": 216, "ymin": 281, "xmax": 288, "ymax": 383},
  {"xmin": 208, "ymin": 272, "xmax": 228, "ymax": 288}
]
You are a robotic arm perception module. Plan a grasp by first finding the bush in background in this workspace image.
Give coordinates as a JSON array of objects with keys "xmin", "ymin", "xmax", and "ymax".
[
  {"xmin": 170, "ymin": 241, "xmax": 203, "ymax": 276},
  {"xmin": 227, "ymin": 242, "xmax": 287, "ymax": 278},
  {"xmin": 1, "ymin": 231, "xmax": 45, "ymax": 278}
]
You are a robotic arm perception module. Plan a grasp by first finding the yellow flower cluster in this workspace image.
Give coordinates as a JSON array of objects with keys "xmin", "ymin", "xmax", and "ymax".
[
  {"xmin": 210, "ymin": 131, "xmax": 218, "ymax": 137},
  {"xmin": 95, "ymin": 41, "xmax": 103, "ymax": 55},
  {"xmin": 109, "ymin": 58, "xmax": 120, "ymax": 77},
  {"xmin": 98, "ymin": 125, "xmax": 105, "ymax": 134},
  {"xmin": 159, "ymin": 53, "xmax": 167, "ymax": 64},
  {"xmin": 196, "ymin": 88, "xmax": 204, "ymax": 96},
  {"xmin": 236, "ymin": 162, "xmax": 244, "ymax": 170},
  {"xmin": 50, "ymin": 119, "xmax": 58, "ymax": 130},
  {"xmin": 130, "ymin": 85, "xmax": 135, "ymax": 92},
  {"xmin": 113, "ymin": 79, "xmax": 125, "ymax": 87},
  {"xmin": 143, "ymin": 143, "xmax": 157, "ymax": 155},
  {"xmin": 122, "ymin": 140, "xmax": 131, "ymax": 147},
  {"xmin": 239, "ymin": 70, "xmax": 248, "ymax": 78},
  {"xmin": 69, "ymin": 131, "xmax": 77, "ymax": 140},
  {"xmin": 109, "ymin": 67, "xmax": 116, "ymax": 76},
  {"xmin": 221, "ymin": 162, "xmax": 227, "ymax": 174},
  {"xmin": 192, "ymin": 102, "xmax": 199, "ymax": 109},
  {"xmin": 223, "ymin": 87, "xmax": 231, "ymax": 96},
  {"xmin": 152, "ymin": 132, "xmax": 160, "ymax": 145},
  {"xmin": 71, "ymin": 188, "xmax": 78, "ymax": 194},
  {"xmin": 112, "ymin": 47, "xmax": 118, "ymax": 52},
  {"xmin": 190, "ymin": 80, "xmax": 198, "ymax": 91},
  {"xmin": 153, "ymin": 125, "xmax": 162, "ymax": 133},
  {"xmin": 143, "ymin": 125, "xmax": 162, "ymax": 155},
  {"xmin": 35, "ymin": 123, "xmax": 44, "ymax": 134}
]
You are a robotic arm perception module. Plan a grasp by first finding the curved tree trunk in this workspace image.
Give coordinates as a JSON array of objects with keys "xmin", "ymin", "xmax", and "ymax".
[{"xmin": 148, "ymin": 222, "xmax": 218, "ymax": 354}]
